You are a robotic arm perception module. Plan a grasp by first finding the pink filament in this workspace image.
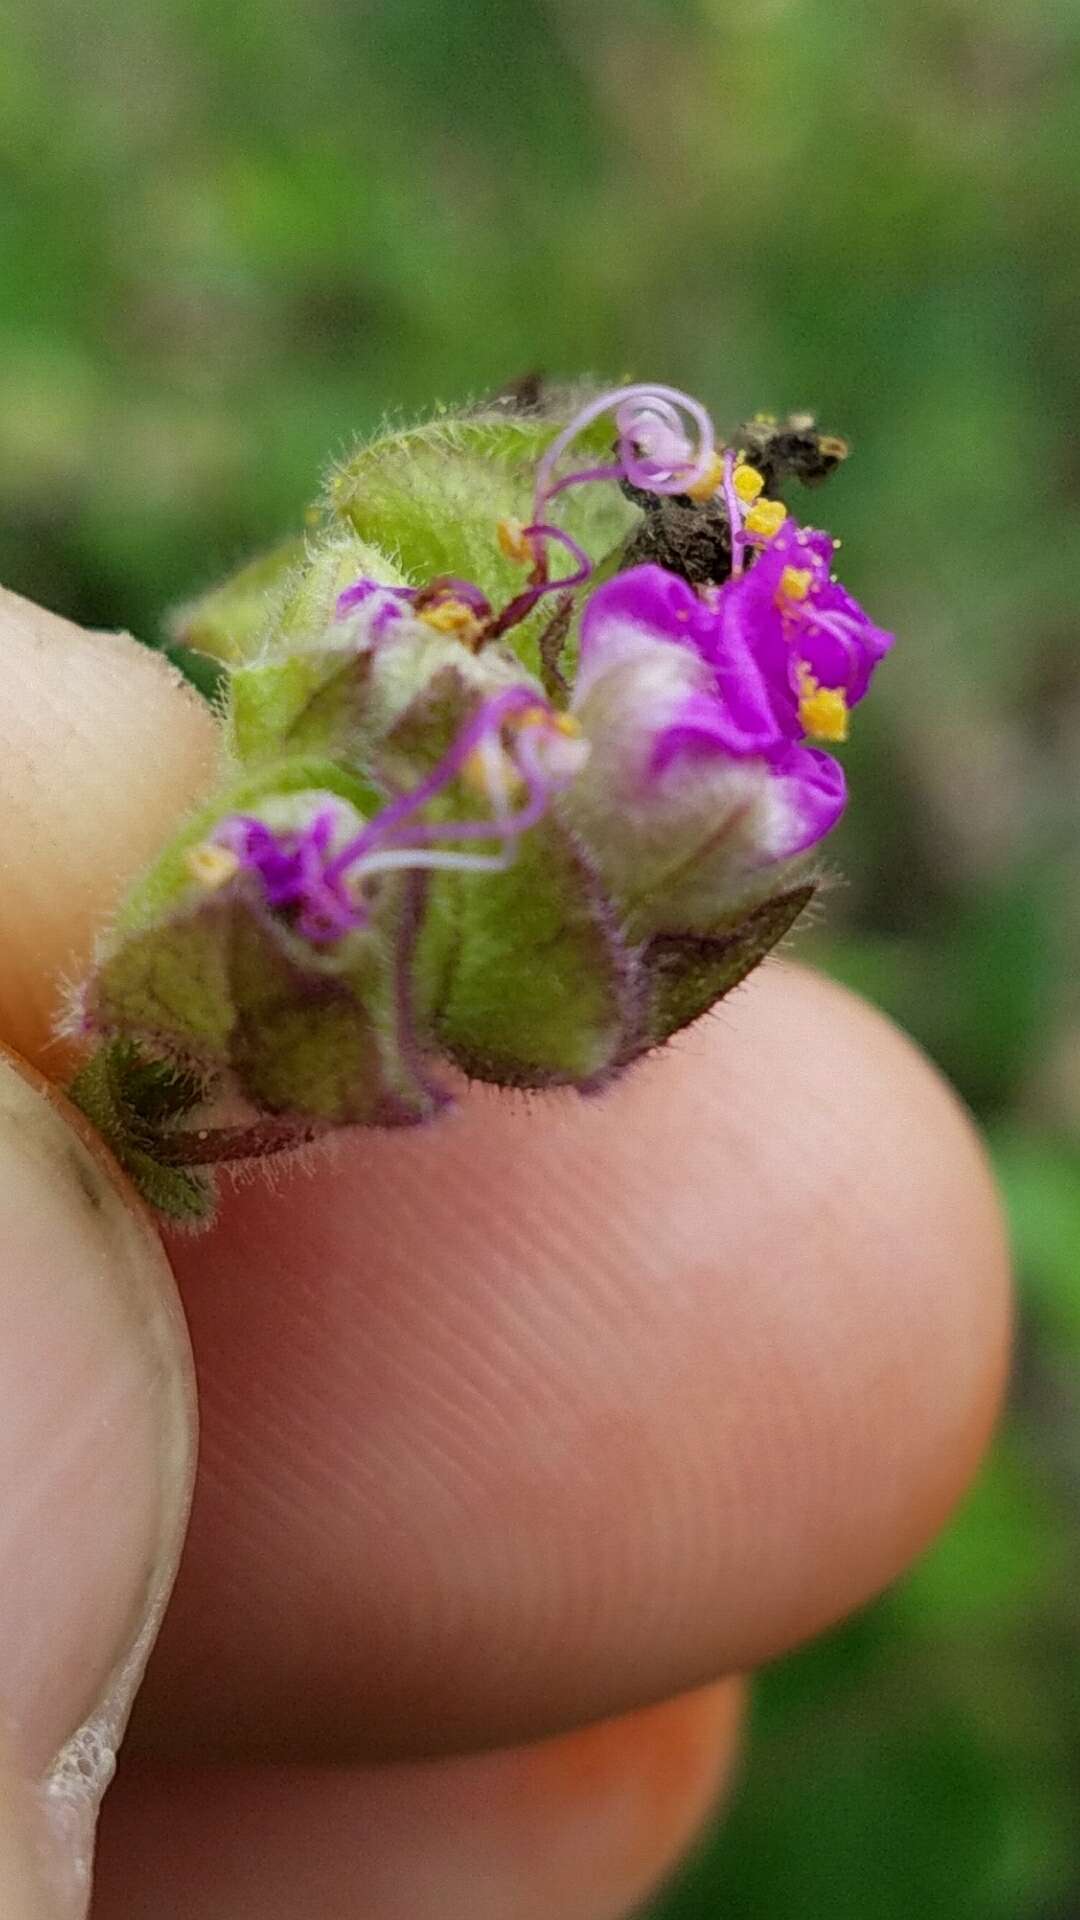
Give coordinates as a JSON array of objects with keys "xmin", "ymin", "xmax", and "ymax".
[{"xmin": 532, "ymin": 383, "xmax": 716, "ymax": 519}]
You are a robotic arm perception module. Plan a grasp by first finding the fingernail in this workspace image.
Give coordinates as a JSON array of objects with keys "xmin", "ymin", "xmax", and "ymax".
[{"xmin": 0, "ymin": 1055, "xmax": 197, "ymax": 1915}]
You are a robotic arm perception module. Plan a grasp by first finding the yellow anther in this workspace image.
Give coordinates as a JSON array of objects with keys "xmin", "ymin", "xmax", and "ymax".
[
  {"xmin": 684, "ymin": 452, "xmax": 726, "ymax": 502},
  {"xmin": 420, "ymin": 599, "xmax": 485, "ymax": 647},
  {"xmin": 797, "ymin": 670, "xmax": 849, "ymax": 743},
  {"xmin": 552, "ymin": 711, "xmax": 582, "ymax": 738},
  {"xmin": 744, "ymin": 497, "xmax": 787, "ymax": 538},
  {"xmin": 732, "ymin": 463, "xmax": 766, "ymax": 504},
  {"xmin": 497, "ymin": 516, "xmax": 532, "ymax": 564},
  {"xmin": 186, "ymin": 843, "xmax": 240, "ymax": 890},
  {"xmin": 777, "ymin": 565, "xmax": 813, "ymax": 603}
]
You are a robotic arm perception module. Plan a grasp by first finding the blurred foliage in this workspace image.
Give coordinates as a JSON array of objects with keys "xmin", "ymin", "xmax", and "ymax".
[{"xmin": 3, "ymin": 0, "xmax": 1080, "ymax": 1913}]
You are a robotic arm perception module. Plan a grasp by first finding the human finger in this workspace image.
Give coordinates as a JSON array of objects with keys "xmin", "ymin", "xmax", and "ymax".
[
  {"xmin": 0, "ymin": 592, "xmax": 1011, "ymax": 1769},
  {"xmin": 0, "ymin": 1057, "xmax": 195, "ymax": 1915},
  {"xmin": 131, "ymin": 961, "xmax": 1010, "ymax": 1759},
  {"xmin": 0, "ymin": 586, "xmax": 219, "ymax": 1077},
  {"xmin": 93, "ymin": 1684, "xmax": 742, "ymax": 1920}
]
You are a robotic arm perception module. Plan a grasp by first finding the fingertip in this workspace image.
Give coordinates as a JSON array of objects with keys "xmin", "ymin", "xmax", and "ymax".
[
  {"xmin": 0, "ymin": 588, "xmax": 220, "ymax": 1073},
  {"xmin": 142, "ymin": 959, "xmax": 1010, "ymax": 1757},
  {"xmin": 709, "ymin": 962, "xmax": 1012, "ymax": 1641},
  {"xmin": 507, "ymin": 1679, "xmax": 744, "ymax": 1914},
  {"xmin": 95, "ymin": 1683, "xmax": 743, "ymax": 1920}
]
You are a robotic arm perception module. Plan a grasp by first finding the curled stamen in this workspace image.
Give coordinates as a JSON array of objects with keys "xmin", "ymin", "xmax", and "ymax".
[
  {"xmin": 333, "ymin": 687, "xmax": 583, "ymax": 864},
  {"xmin": 333, "ymin": 841, "xmax": 516, "ymax": 884},
  {"xmin": 486, "ymin": 525, "xmax": 592, "ymax": 640},
  {"xmin": 542, "ymin": 460, "xmax": 624, "ymax": 507},
  {"xmin": 197, "ymin": 685, "xmax": 585, "ymax": 950},
  {"xmin": 532, "ymin": 383, "xmax": 716, "ymax": 522},
  {"xmin": 334, "ymin": 387, "xmax": 716, "ymax": 654},
  {"xmin": 327, "ymin": 685, "xmax": 544, "ymax": 875}
]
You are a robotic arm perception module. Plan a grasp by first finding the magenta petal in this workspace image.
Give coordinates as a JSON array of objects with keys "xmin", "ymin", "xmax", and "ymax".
[
  {"xmin": 214, "ymin": 809, "xmax": 367, "ymax": 944},
  {"xmin": 580, "ymin": 564, "xmax": 714, "ymax": 662},
  {"xmin": 707, "ymin": 619, "xmax": 802, "ymax": 749},
  {"xmin": 797, "ymin": 584, "xmax": 894, "ymax": 703},
  {"xmin": 651, "ymin": 680, "xmax": 788, "ymax": 772},
  {"xmin": 710, "ymin": 585, "xmax": 800, "ymax": 739},
  {"xmin": 766, "ymin": 744, "xmax": 848, "ymax": 858}
]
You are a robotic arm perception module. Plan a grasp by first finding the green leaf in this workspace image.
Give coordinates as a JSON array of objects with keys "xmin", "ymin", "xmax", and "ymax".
[
  {"xmin": 230, "ymin": 650, "xmax": 376, "ymax": 763},
  {"xmin": 168, "ymin": 538, "xmax": 308, "ymax": 666},
  {"xmin": 90, "ymin": 898, "xmax": 237, "ymax": 1059},
  {"xmin": 266, "ymin": 529, "xmax": 406, "ymax": 654},
  {"xmin": 326, "ymin": 407, "xmax": 635, "ymax": 677},
  {"xmin": 168, "ymin": 528, "xmax": 404, "ymax": 678},
  {"xmin": 225, "ymin": 901, "xmax": 436, "ymax": 1124},
  {"xmin": 640, "ymin": 885, "xmax": 815, "ymax": 1044},
  {"xmin": 413, "ymin": 819, "xmax": 631, "ymax": 1085}
]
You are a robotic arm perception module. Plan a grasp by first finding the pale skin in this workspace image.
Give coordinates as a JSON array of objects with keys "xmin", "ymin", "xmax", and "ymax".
[{"xmin": 0, "ymin": 585, "xmax": 1011, "ymax": 1918}]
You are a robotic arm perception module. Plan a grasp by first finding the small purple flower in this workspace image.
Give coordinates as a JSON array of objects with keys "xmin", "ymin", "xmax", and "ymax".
[
  {"xmin": 335, "ymin": 577, "xmax": 415, "ymax": 642},
  {"xmin": 712, "ymin": 519, "xmax": 894, "ymax": 744},
  {"xmin": 335, "ymin": 575, "xmax": 494, "ymax": 647},
  {"xmin": 578, "ymin": 564, "xmax": 783, "ymax": 760},
  {"xmin": 565, "ymin": 564, "xmax": 851, "ymax": 927},
  {"xmin": 575, "ymin": 562, "xmax": 850, "ymax": 855},
  {"xmin": 212, "ymin": 806, "xmax": 368, "ymax": 945},
  {"xmin": 261, "ymin": 392, "xmax": 889, "ymax": 940}
]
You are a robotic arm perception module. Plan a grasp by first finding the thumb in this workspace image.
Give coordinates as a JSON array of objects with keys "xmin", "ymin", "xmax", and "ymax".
[
  {"xmin": 0, "ymin": 1054, "xmax": 195, "ymax": 1918},
  {"xmin": 0, "ymin": 584, "xmax": 220, "ymax": 1079}
]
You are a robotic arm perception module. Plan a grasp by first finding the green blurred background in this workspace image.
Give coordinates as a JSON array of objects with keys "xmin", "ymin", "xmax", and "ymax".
[{"xmin": 4, "ymin": 0, "xmax": 1079, "ymax": 1911}]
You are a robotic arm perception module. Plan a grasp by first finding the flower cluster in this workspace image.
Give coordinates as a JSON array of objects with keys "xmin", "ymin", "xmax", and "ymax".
[
  {"xmin": 78, "ymin": 378, "xmax": 895, "ymax": 1215},
  {"xmin": 291, "ymin": 385, "xmax": 891, "ymax": 935}
]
